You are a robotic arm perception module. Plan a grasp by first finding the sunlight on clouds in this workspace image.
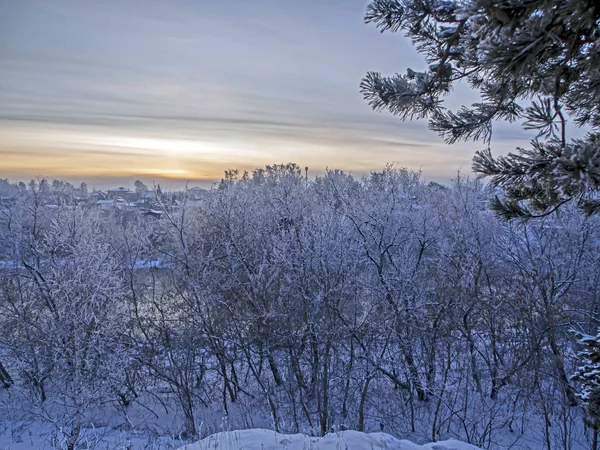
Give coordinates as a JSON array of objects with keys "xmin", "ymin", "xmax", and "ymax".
[
  {"xmin": 0, "ymin": 120, "xmax": 475, "ymax": 187},
  {"xmin": 136, "ymin": 168, "xmax": 191, "ymax": 176},
  {"xmin": 0, "ymin": 0, "xmax": 524, "ymax": 189},
  {"xmin": 89, "ymin": 136, "xmax": 232, "ymax": 159}
]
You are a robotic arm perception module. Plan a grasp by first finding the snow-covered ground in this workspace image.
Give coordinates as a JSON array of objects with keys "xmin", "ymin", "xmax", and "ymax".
[
  {"xmin": 0, "ymin": 425, "xmax": 483, "ymax": 450},
  {"xmin": 178, "ymin": 429, "xmax": 482, "ymax": 450}
]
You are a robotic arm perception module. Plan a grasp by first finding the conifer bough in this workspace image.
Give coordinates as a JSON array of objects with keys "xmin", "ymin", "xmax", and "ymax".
[{"xmin": 361, "ymin": 0, "xmax": 600, "ymax": 219}]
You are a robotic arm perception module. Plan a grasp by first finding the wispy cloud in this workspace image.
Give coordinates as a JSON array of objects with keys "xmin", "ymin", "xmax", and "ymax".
[{"xmin": 0, "ymin": 0, "xmax": 517, "ymax": 188}]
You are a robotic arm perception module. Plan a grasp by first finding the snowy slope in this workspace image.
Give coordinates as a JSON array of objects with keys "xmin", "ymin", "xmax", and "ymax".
[{"xmin": 179, "ymin": 429, "xmax": 483, "ymax": 450}]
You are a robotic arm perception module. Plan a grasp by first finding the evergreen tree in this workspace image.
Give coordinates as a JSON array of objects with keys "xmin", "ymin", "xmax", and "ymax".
[
  {"xmin": 573, "ymin": 330, "xmax": 600, "ymax": 448},
  {"xmin": 361, "ymin": 0, "xmax": 600, "ymax": 219}
]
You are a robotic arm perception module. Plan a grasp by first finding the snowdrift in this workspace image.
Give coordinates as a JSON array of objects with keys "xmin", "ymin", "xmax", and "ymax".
[{"xmin": 179, "ymin": 429, "xmax": 483, "ymax": 450}]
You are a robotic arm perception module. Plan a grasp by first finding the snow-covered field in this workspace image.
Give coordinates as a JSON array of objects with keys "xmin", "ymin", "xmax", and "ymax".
[
  {"xmin": 178, "ymin": 429, "xmax": 482, "ymax": 450},
  {"xmin": 0, "ymin": 425, "xmax": 483, "ymax": 450}
]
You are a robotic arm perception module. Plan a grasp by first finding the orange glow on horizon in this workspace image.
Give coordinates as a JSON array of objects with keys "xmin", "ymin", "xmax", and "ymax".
[{"xmin": 0, "ymin": 121, "xmax": 477, "ymax": 188}]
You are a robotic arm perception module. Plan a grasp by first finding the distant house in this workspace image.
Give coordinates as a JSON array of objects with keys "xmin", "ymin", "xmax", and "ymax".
[
  {"xmin": 185, "ymin": 199, "xmax": 204, "ymax": 208},
  {"xmin": 96, "ymin": 199, "xmax": 114, "ymax": 210},
  {"xmin": 107, "ymin": 187, "xmax": 136, "ymax": 202},
  {"xmin": 143, "ymin": 209, "xmax": 164, "ymax": 218},
  {"xmin": 187, "ymin": 186, "xmax": 207, "ymax": 201},
  {"xmin": 93, "ymin": 190, "xmax": 107, "ymax": 198},
  {"xmin": 86, "ymin": 191, "xmax": 107, "ymax": 206}
]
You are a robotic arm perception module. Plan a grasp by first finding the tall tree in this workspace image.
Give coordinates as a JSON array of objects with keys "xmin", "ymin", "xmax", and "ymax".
[
  {"xmin": 134, "ymin": 179, "xmax": 148, "ymax": 194},
  {"xmin": 361, "ymin": 0, "xmax": 600, "ymax": 219},
  {"xmin": 573, "ymin": 330, "xmax": 600, "ymax": 449}
]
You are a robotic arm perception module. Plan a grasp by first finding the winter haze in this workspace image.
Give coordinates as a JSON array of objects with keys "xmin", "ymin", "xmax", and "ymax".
[
  {"xmin": 0, "ymin": 0, "xmax": 527, "ymax": 188},
  {"xmin": 2, "ymin": 1, "xmax": 599, "ymax": 449}
]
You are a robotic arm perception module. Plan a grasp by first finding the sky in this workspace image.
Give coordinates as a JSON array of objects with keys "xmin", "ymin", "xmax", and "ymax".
[{"xmin": 0, "ymin": 0, "xmax": 529, "ymax": 189}]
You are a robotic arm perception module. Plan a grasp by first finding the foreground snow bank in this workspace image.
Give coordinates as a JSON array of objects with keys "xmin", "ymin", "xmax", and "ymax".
[{"xmin": 179, "ymin": 429, "xmax": 482, "ymax": 450}]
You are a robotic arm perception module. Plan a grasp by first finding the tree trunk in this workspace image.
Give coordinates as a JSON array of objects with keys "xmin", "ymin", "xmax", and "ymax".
[
  {"xmin": 342, "ymin": 339, "xmax": 355, "ymax": 420},
  {"xmin": 180, "ymin": 388, "xmax": 197, "ymax": 438},
  {"xmin": 402, "ymin": 340, "xmax": 426, "ymax": 401},
  {"xmin": 0, "ymin": 360, "xmax": 12, "ymax": 388},
  {"xmin": 267, "ymin": 351, "xmax": 283, "ymax": 387},
  {"xmin": 319, "ymin": 343, "xmax": 331, "ymax": 436},
  {"xmin": 549, "ymin": 334, "xmax": 578, "ymax": 406},
  {"xmin": 358, "ymin": 376, "xmax": 373, "ymax": 432},
  {"xmin": 67, "ymin": 410, "xmax": 82, "ymax": 450}
]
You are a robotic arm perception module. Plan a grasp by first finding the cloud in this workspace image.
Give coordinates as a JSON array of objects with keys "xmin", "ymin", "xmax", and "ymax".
[{"xmin": 0, "ymin": 0, "xmax": 523, "ymax": 188}]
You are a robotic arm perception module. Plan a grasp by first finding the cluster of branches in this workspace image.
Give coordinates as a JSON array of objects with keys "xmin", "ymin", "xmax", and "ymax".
[
  {"xmin": 0, "ymin": 164, "xmax": 599, "ymax": 448},
  {"xmin": 361, "ymin": 0, "xmax": 600, "ymax": 219}
]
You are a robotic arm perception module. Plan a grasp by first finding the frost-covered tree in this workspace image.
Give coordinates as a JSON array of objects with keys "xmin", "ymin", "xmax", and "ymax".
[
  {"xmin": 361, "ymin": 0, "xmax": 600, "ymax": 219},
  {"xmin": 573, "ymin": 330, "xmax": 600, "ymax": 449},
  {"xmin": 0, "ymin": 206, "xmax": 130, "ymax": 449},
  {"xmin": 3, "ymin": 167, "xmax": 600, "ymax": 446},
  {"xmin": 134, "ymin": 179, "xmax": 148, "ymax": 194}
]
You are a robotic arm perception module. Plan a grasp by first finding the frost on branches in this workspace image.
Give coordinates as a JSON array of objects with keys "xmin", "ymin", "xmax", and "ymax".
[
  {"xmin": 573, "ymin": 331, "xmax": 600, "ymax": 424},
  {"xmin": 1, "ymin": 170, "xmax": 600, "ymax": 448},
  {"xmin": 361, "ymin": 0, "xmax": 600, "ymax": 219}
]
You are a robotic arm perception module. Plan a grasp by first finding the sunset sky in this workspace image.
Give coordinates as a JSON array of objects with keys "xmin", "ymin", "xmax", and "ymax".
[{"xmin": 0, "ymin": 0, "xmax": 530, "ymax": 189}]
